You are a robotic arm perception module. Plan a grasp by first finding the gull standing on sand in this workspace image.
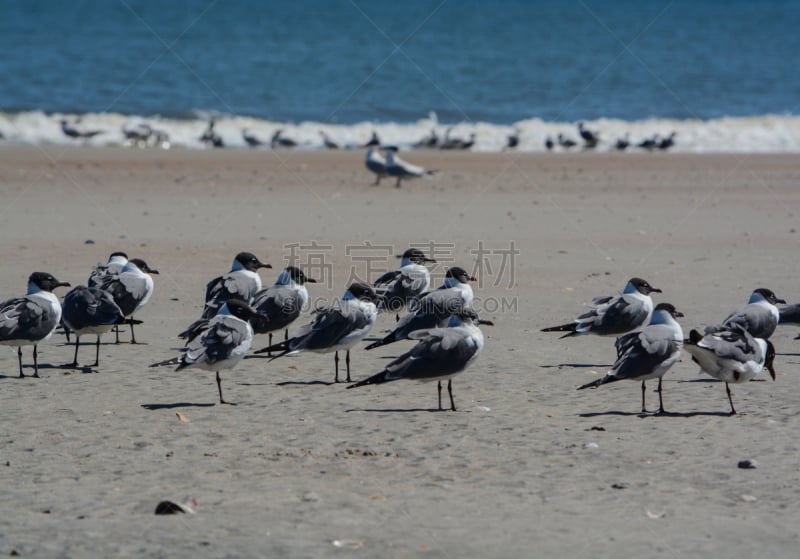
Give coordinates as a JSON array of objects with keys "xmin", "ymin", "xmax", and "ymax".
[
  {"xmin": 706, "ymin": 288, "xmax": 785, "ymax": 339},
  {"xmin": 349, "ymin": 308, "xmax": 493, "ymax": 411},
  {"xmin": 365, "ymin": 266, "xmax": 476, "ymax": 350},
  {"xmin": 683, "ymin": 325, "xmax": 776, "ymax": 415},
  {"xmin": 88, "ymin": 252, "xmax": 128, "ymax": 288},
  {"xmin": 242, "ymin": 128, "xmax": 265, "ymax": 147},
  {"xmin": 577, "ymin": 303, "xmax": 684, "ymax": 414},
  {"xmin": 152, "ymin": 299, "xmax": 264, "ymax": 405},
  {"xmin": 250, "ymin": 266, "xmax": 317, "ymax": 351},
  {"xmin": 61, "ymin": 285, "xmax": 124, "ymax": 368},
  {"xmin": 255, "ymin": 283, "xmax": 379, "ymax": 383},
  {"xmin": 60, "ymin": 119, "xmax": 103, "ymax": 139},
  {"xmin": 0, "ymin": 272, "xmax": 70, "ymax": 377},
  {"xmin": 365, "ymin": 147, "xmax": 388, "ymax": 186},
  {"xmin": 384, "ymin": 148, "xmax": 435, "ymax": 188},
  {"xmin": 200, "ymin": 252, "xmax": 272, "ymax": 320},
  {"xmin": 96, "ymin": 258, "xmax": 158, "ymax": 344},
  {"xmin": 373, "ymin": 248, "xmax": 437, "ymax": 315},
  {"xmin": 271, "ymin": 129, "xmax": 297, "ymax": 148},
  {"xmin": 542, "ymin": 277, "xmax": 662, "ymax": 338}
]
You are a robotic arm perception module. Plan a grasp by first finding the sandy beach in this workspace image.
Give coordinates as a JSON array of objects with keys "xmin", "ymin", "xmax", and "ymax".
[{"xmin": 1, "ymin": 145, "xmax": 799, "ymax": 558}]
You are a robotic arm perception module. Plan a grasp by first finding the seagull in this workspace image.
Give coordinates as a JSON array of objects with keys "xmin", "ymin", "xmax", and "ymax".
[
  {"xmin": 577, "ymin": 302, "xmax": 684, "ymax": 414},
  {"xmin": 578, "ymin": 122, "xmax": 599, "ymax": 148},
  {"xmin": 199, "ymin": 252, "xmax": 272, "ymax": 320},
  {"xmin": 362, "ymin": 131, "xmax": 381, "ymax": 148},
  {"xmin": 88, "ymin": 251, "xmax": 129, "ymax": 288},
  {"xmin": 384, "ymin": 148, "xmax": 436, "ymax": 188},
  {"xmin": 254, "ymin": 282, "xmax": 379, "ymax": 383},
  {"xmin": 505, "ymin": 128, "xmax": 520, "ymax": 150},
  {"xmin": 707, "ymin": 288, "xmax": 786, "ymax": 339},
  {"xmin": 319, "ymin": 130, "xmax": 339, "ymax": 149},
  {"xmin": 541, "ymin": 277, "xmax": 662, "ymax": 338},
  {"xmin": 413, "ymin": 129, "xmax": 439, "ymax": 149},
  {"xmin": 658, "ymin": 132, "xmax": 676, "ymax": 150},
  {"xmin": 637, "ymin": 135, "xmax": 659, "ymax": 150},
  {"xmin": 200, "ymin": 119, "xmax": 224, "ymax": 148},
  {"xmin": 365, "ymin": 266, "xmax": 476, "ymax": 350},
  {"xmin": 557, "ymin": 134, "xmax": 577, "ymax": 149},
  {"xmin": 151, "ymin": 299, "xmax": 264, "ymax": 405},
  {"xmin": 365, "ymin": 147, "xmax": 388, "ymax": 186},
  {"xmin": 122, "ymin": 122, "xmax": 152, "ymax": 144},
  {"xmin": 61, "ymin": 285, "xmax": 124, "ymax": 368},
  {"xmin": 250, "ymin": 266, "xmax": 317, "ymax": 351},
  {"xmin": 348, "ymin": 308, "xmax": 493, "ymax": 411},
  {"xmin": 271, "ymin": 129, "xmax": 297, "ymax": 149},
  {"xmin": 683, "ymin": 325, "xmax": 776, "ymax": 415},
  {"xmin": 0, "ymin": 272, "xmax": 71, "ymax": 378},
  {"xmin": 440, "ymin": 128, "xmax": 475, "ymax": 150},
  {"xmin": 60, "ymin": 119, "xmax": 103, "ymax": 139},
  {"xmin": 615, "ymin": 133, "xmax": 630, "ymax": 151},
  {"xmin": 95, "ymin": 258, "xmax": 158, "ymax": 344},
  {"xmin": 779, "ymin": 304, "xmax": 800, "ymax": 338},
  {"xmin": 242, "ymin": 128, "xmax": 265, "ymax": 147},
  {"xmin": 373, "ymin": 248, "xmax": 436, "ymax": 315},
  {"xmin": 544, "ymin": 136, "xmax": 554, "ymax": 150}
]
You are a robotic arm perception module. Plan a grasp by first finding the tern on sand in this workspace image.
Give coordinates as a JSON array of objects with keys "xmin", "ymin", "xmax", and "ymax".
[
  {"xmin": 373, "ymin": 248, "xmax": 436, "ymax": 315},
  {"xmin": 61, "ymin": 285, "xmax": 124, "ymax": 368},
  {"xmin": 95, "ymin": 258, "xmax": 158, "ymax": 344},
  {"xmin": 707, "ymin": 288, "xmax": 785, "ymax": 340},
  {"xmin": 250, "ymin": 266, "xmax": 317, "ymax": 351},
  {"xmin": 384, "ymin": 148, "xmax": 436, "ymax": 188},
  {"xmin": 200, "ymin": 252, "xmax": 271, "ymax": 320}
]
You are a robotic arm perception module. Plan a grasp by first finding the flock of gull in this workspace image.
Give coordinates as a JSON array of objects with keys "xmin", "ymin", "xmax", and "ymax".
[
  {"xmin": 542, "ymin": 278, "xmax": 788, "ymax": 415},
  {"xmin": 0, "ymin": 250, "xmax": 489, "ymax": 411},
  {"xmin": 2, "ymin": 251, "xmax": 795, "ymax": 414}
]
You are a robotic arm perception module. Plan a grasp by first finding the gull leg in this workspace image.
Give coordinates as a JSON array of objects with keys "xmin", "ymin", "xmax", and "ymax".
[
  {"xmin": 345, "ymin": 350, "xmax": 351, "ymax": 383},
  {"xmin": 726, "ymin": 382, "xmax": 737, "ymax": 415},
  {"xmin": 68, "ymin": 335, "xmax": 80, "ymax": 367},
  {"xmin": 437, "ymin": 380, "xmax": 443, "ymax": 410},
  {"xmin": 114, "ymin": 325, "xmax": 120, "ymax": 344},
  {"xmin": 267, "ymin": 333, "xmax": 273, "ymax": 357},
  {"xmin": 17, "ymin": 347, "xmax": 24, "ymax": 378},
  {"xmin": 640, "ymin": 380, "xmax": 648, "ymax": 414},
  {"xmin": 217, "ymin": 371, "xmax": 236, "ymax": 405},
  {"xmin": 334, "ymin": 351, "xmax": 340, "ymax": 383},
  {"xmin": 32, "ymin": 345, "xmax": 40, "ymax": 378},
  {"xmin": 395, "ymin": 177, "xmax": 402, "ymax": 188},
  {"xmin": 656, "ymin": 377, "xmax": 665, "ymax": 414},
  {"xmin": 448, "ymin": 379, "xmax": 456, "ymax": 411},
  {"xmin": 93, "ymin": 335, "xmax": 101, "ymax": 367},
  {"xmin": 129, "ymin": 317, "xmax": 138, "ymax": 344}
]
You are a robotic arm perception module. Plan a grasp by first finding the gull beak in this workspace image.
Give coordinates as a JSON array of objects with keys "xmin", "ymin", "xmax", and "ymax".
[
  {"xmin": 259, "ymin": 263, "xmax": 273, "ymax": 269},
  {"xmin": 650, "ymin": 287, "xmax": 663, "ymax": 293},
  {"xmin": 57, "ymin": 281, "xmax": 72, "ymax": 288},
  {"xmin": 149, "ymin": 269, "xmax": 160, "ymax": 275},
  {"xmin": 673, "ymin": 310, "xmax": 685, "ymax": 318},
  {"xmin": 306, "ymin": 277, "xmax": 318, "ymax": 283},
  {"xmin": 478, "ymin": 319, "xmax": 495, "ymax": 326},
  {"xmin": 776, "ymin": 297, "xmax": 787, "ymax": 305}
]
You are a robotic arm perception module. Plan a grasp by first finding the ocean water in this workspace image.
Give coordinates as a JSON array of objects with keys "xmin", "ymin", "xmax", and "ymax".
[{"xmin": 1, "ymin": 0, "xmax": 799, "ymax": 151}]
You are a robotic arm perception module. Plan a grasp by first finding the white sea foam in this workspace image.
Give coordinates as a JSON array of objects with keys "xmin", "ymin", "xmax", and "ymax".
[{"xmin": 1, "ymin": 110, "xmax": 799, "ymax": 153}]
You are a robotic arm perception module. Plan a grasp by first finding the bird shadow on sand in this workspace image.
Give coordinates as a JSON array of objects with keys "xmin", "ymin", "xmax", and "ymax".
[
  {"xmin": 275, "ymin": 380, "xmax": 336, "ymax": 386},
  {"xmin": 141, "ymin": 403, "xmax": 216, "ymax": 410},
  {"xmin": 579, "ymin": 410, "xmax": 731, "ymax": 418},
  {"xmin": 345, "ymin": 407, "xmax": 450, "ymax": 413},
  {"xmin": 57, "ymin": 363, "xmax": 96, "ymax": 374}
]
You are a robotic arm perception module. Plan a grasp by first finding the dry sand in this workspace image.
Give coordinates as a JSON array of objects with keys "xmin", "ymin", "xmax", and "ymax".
[{"xmin": 1, "ymin": 145, "xmax": 799, "ymax": 558}]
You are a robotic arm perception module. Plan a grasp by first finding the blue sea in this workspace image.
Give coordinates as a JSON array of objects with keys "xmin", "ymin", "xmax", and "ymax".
[{"xmin": 1, "ymin": 0, "xmax": 799, "ymax": 151}]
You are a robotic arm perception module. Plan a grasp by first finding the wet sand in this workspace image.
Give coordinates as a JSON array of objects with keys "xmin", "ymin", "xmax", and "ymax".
[{"xmin": 1, "ymin": 145, "xmax": 799, "ymax": 558}]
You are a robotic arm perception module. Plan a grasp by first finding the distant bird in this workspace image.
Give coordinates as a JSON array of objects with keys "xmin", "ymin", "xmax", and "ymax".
[
  {"xmin": 319, "ymin": 130, "xmax": 339, "ymax": 149},
  {"xmin": 374, "ymin": 248, "xmax": 436, "ymax": 315},
  {"xmin": 250, "ymin": 266, "xmax": 317, "ymax": 351},
  {"xmin": 384, "ymin": 148, "xmax": 436, "ymax": 188},
  {"xmin": 614, "ymin": 133, "xmax": 630, "ymax": 151},
  {"xmin": 95, "ymin": 258, "xmax": 158, "ymax": 344},
  {"xmin": 198, "ymin": 252, "xmax": 272, "ymax": 321},
  {"xmin": 348, "ymin": 308, "xmax": 493, "ymax": 411},
  {"xmin": 200, "ymin": 119, "xmax": 224, "ymax": 148},
  {"xmin": 365, "ymin": 147, "xmax": 388, "ymax": 186},
  {"xmin": 122, "ymin": 122, "xmax": 152, "ymax": 144},
  {"xmin": 61, "ymin": 119, "xmax": 103, "ymax": 139},
  {"xmin": 557, "ymin": 134, "xmax": 577, "ymax": 149},
  {"xmin": 365, "ymin": 266, "xmax": 475, "ymax": 351},
  {"xmin": 362, "ymin": 131, "xmax": 381, "ymax": 148},
  {"xmin": 577, "ymin": 303, "xmax": 684, "ymax": 414},
  {"xmin": 255, "ymin": 283, "xmax": 379, "ymax": 383},
  {"xmin": 544, "ymin": 136, "xmax": 554, "ymax": 151},
  {"xmin": 151, "ymin": 128, "xmax": 170, "ymax": 148},
  {"xmin": 151, "ymin": 299, "xmax": 264, "ymax": 405},
  {"xmin": 242, "ymin": 128, "xmax": 265, "ymax": 147},
  {"xmin": 505, "ymin": 128, "xmax": 520, "ymax": 150},
  {"xmin": 413, "ymin": 129, "xmax": 439, "ymax": 149},
  {"xmin": 271, "ymin": 129, "xmax": 297, "ymax": 149},
  {"xmin": 658, "ymin": 132, "xmax": 676, "ymax": 150},
  {"xmin": 707, "ymin": 288, "xmax": 785, "ymax": 340},
  {"xmin": 440, "ymin": 128, "xmax": 475, "ymax": 150},
  {"xmin": 637, "ymin": 135, "xmax": 659, "ymax": 150},
  {"xmin": 578, "ymin": 122, "xmax": 599, "ymax": 148},
  {"xmin": 0, "ymin": 272, "xmax": 70, "ymax": 378},
  {"xmin": 61, "ymin": 285, "xmax": 124, "ymax": 368},
  {"xmin": 88, "ymin": 251, "xmax": 129, "ymax": 288},
  {"xmin": 541, "ymin": 277, "xmax": 662, "ymax": 338},
  {"xmin": 683, "ymin": 325, "xmax": 776, "ymax": 415}
]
